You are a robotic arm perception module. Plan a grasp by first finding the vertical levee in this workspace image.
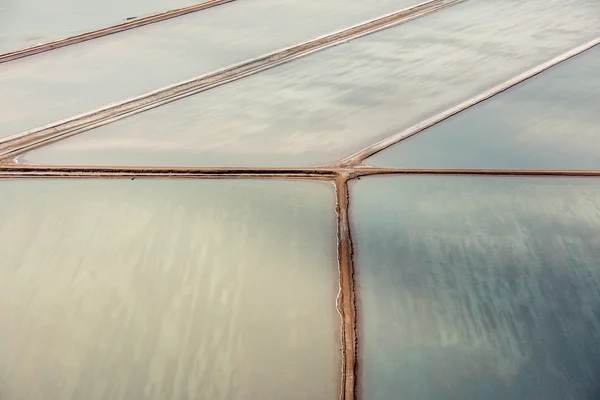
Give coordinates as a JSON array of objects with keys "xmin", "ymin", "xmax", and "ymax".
[{"xmin": 335, "ymin": 174, "xmax": 357, "ymax": 400}]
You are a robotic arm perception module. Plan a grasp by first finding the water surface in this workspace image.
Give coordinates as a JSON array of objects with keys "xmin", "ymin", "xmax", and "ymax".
[
  {"xmin": 0, "ymin": 178, "xmax": 340, "ymax": 400},
  {"xmin": 0, "ymin": 0, "xmax": 417, "ymax": 138},
  {"xmin": 353, "ymin": 176, "xmax": 600, "ymax": 400},
  {"xmin": 19, "ymin": 0, "xmax": 600, "ymax": 166},
  {"xmin": 368, "ymin": 45, "xmax": 600, "ymax": 169}
]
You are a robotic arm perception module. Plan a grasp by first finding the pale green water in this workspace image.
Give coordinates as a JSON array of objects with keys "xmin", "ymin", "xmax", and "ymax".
[
  {"xmin": 0, "ymin": 0, "xmax": 415, "ymax": 139},
  {"xmin": 0, "ymin": 179, "xmax": 340, "ymax": 400},
  {"xmin": 17, "ymin": 0, "xmax": 600, "ymax": 166},
  {"xmin": 368, "ymin": 45, "xmax": 600, "ymax": 170},
  {"xmin": 352, "ymin": 176, "xmax": 600, "ymax": 399}
]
